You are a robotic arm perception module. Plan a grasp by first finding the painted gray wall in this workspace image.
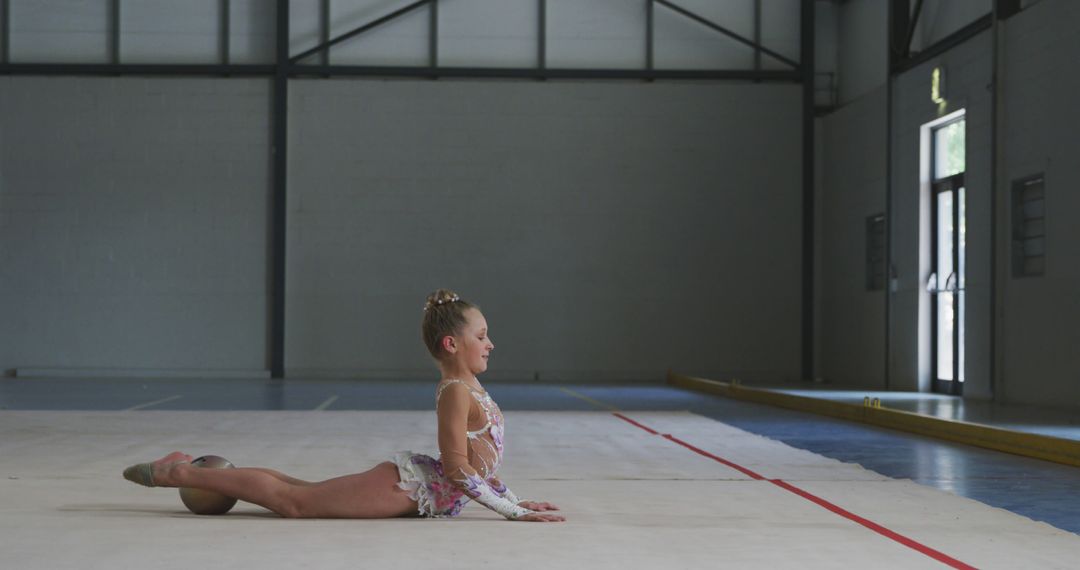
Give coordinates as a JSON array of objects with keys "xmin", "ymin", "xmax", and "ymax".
[
  {"xmin": 287, "ymin": 80, "xmax": 804, "ymax": 381},
  {"xmin": 817, "ymin": 86, "xmax": 887, "ymax": 388},
  {"xmin": 1, "ymin": 3, "xmax": 808, "ymax": 382},
  {"xmin": 836, "ymin": 0, "xmax": 887, "ymax": 106},
  {"xmin": 0, "ymin": 77, "xmax": 803, "ymax": 381},
  {"xmin": 997, "ymin": 0, "xmax": 1080, "ymax": 407},
  {"xmin": 0, "ymin": 77, "xmax": 271, "ymax": 376}
]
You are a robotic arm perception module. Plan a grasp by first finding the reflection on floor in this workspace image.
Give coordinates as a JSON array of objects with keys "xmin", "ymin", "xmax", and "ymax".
[
  {"xmin": 768, "ymin": 387, "xmax": 1080, "ymax": 441},
  {"xmin": 1, "ymin": 377, "xmax": 1079, "ymax": 535}
]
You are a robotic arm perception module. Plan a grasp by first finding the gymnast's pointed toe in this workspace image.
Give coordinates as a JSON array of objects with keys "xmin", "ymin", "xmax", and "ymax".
[{"xmin": 122, "ymin": 463, "xmax": 155, "ymax": 487}]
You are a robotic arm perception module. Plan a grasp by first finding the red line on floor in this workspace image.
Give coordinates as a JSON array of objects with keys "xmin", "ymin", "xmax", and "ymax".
[
  {"xmin": 767, "ymin": 479, "xmax": 976, "ymax": 569},
  {"xmin": 661, "ymin": 433, "xmax": 766, "ymax": 480},
  {"xmin": 612, "ymin": 412, "xmax": 659, "ymax": 434},
  {"xmin": 612, "ymin": 413, "xmax": 977, "ymax": 570}
]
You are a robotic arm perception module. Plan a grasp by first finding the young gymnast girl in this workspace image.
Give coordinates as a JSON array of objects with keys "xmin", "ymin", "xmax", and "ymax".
[{"xmin": 122, "ymin": 289, "xmax": 564, "ymax": 522}]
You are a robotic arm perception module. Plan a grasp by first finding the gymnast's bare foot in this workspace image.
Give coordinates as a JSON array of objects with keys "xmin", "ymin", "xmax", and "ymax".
[
  {"xmin": 147, "ymin": 451, "xmax": 193, "ymax": 487},
  {"xmin": 123, "ymin": 451, "xmax": 192, "ymax": 487}
]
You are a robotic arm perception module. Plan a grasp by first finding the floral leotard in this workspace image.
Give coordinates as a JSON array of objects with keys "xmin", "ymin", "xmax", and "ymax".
[{"xmin": 393, "ymin": 379, "xmax": 532, "ymax": 519}]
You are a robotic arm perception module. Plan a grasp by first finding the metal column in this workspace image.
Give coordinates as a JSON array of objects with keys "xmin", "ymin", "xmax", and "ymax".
[
  {"xmin": 1, "ymin": 0, "xmax": 9, "ymax": 64},
  {"xmin": 270, "ymin": 0, "xmax": 289, "ymax": 378},
  {"xmin": 801, "ymin": 0, "xmax": 815, "ymax": 381}
]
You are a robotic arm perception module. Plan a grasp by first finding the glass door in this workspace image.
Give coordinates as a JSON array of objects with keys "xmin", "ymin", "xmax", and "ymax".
[{"xmin": 929, "ymin": 119, "xmax": 965, "ymax": 395}]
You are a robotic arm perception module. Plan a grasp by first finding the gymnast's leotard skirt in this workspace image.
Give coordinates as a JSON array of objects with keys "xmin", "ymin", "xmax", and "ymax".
[{"xmin": 392, "ymin": 451, "xmax": 468, "ymax": 517}]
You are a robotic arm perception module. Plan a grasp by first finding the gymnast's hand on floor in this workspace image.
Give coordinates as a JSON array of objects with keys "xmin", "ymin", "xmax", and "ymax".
[
  {"xmin": 517, "ymin": 512, "xmax": 566, "ymax": 522},
  {"xmin": 518, "ymin": 500, "xmax": 559, "ymax": 512}
]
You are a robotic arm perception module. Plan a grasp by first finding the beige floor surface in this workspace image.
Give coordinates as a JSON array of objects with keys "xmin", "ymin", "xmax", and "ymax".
[{"xmin": 1, "ymin": 410, "xmax": 1078, "ymax": 569}]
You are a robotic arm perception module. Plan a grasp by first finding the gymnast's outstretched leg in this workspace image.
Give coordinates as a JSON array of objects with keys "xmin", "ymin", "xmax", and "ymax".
[
  {"xmin": 131, "ymin": 452, "xmax": 417, "ymax": 519},
  {"xmin": 248, "ymin": 468, "xmax": 315, "ymax": 487}
]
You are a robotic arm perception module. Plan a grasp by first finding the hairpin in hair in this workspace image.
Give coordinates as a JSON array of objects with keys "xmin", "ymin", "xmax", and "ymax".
[{"xmin": 423, "ymin": 294, "xmax": 461, "ymax": 311}]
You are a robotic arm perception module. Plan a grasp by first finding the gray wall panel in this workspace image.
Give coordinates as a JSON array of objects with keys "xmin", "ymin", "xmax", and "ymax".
[
  {"xmin": 837, "ymin": 0, "xmax": 886, "ymax": 105},
  {"xmin": 287, "ymin": 79, "xmax": 804, "ymax": 381},
  {"xmin": 0, "ymin": 77, "xmax": 271, "ymax": 376},
  {"xmin": 818, "ymin": 85, "xmax": 887, "ymax": 387},
  {"xmin": 998, "ymin": 0, "xmax": 1080, "ymax": 408}
]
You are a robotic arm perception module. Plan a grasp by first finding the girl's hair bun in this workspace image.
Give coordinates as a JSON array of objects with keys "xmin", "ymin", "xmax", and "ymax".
[
  {"xmin": 421, "ymin": 289, "xmax": 476, "ymax": 359},
  {"xmin": 423, "ymin": 289, "xmax": 461, "ymax": 312}
]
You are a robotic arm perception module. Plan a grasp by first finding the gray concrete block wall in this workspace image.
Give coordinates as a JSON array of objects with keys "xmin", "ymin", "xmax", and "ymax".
[
  {"xmin": 0, "ymin": 77, "xmax": 271, "ymax": 375},
  {"xmin": 287, "ymin": 80, "xmax": 804, "ymax": 382},
  {"xmin": 818, "ymin": 85, "xmax": 887, "ymax": 387},
  {"xmin": 998, "ymin": 0, "xmax": 1080, "ymax": 407}
]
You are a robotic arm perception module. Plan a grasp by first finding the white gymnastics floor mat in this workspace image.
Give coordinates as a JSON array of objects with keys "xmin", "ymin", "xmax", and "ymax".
[{"xmin": 1, "ymin": 410, "xmax": 1077, "ymax": 569}]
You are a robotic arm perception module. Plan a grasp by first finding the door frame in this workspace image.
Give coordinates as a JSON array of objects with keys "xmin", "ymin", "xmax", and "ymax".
[{"xmin": 929, "ymin": 117, "xmax": 966, "ymax": 396}]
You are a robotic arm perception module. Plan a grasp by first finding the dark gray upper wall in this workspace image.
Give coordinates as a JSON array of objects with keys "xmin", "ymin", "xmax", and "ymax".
[
  {"xmin": 287, "ymin": 80, "xmax": 804, "ymax": 381},
  {"xmin": 836, "ymin": 0, "xmax": 887, "ymax": 105},
  {"xmin": 998, "ymin": 0, "xmax": 1080, "ymax": 407},
  {"xmin": 821, "ymin": 0, "xmax": 994, "ymax": 109},
  {"xmin": 910, "ymin": 0, "xmax": 992, "ymax": 50}
]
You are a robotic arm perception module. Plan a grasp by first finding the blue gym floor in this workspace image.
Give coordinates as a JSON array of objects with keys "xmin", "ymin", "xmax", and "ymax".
[{"xmin": 2, "ymin": 377, "xmax": 1078, "ymax": 534}]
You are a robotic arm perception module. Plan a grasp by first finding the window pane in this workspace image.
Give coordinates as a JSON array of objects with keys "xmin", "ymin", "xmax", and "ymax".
[
  {"xmin": 937, "ymin": 191, "xmax": 954, "ymax": 381},
  {"xmin": 934, "ymin": 119, "xmax": 965, "ymax": 180},
  {"xmin": 938, "ymin": 292, "xmax": 954, "ymax": 381},
  {"xmin": 958, "ymin": 187, "xmax": 965, "ymax": 382},
  {"xmin": 937, "ymin": 192, "xmax": 954, "ymax": 282},
  {"xmin": 958, "ymin": 187, "xmax": 965, "ymax": 289},
  {"xmin": 958, "ymin": 290, "xmax": 965, "ymax": 383}
]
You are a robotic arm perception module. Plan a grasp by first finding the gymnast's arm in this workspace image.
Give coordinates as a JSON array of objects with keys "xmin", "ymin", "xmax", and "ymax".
[
  {"xmin": 436, "ymin": 384, "xmax": 560, "ymax": 521},
  {"xmin": 488, "ymin": 475, "xmax": 561, "ymax": 513},
  {"xmin": 486, "ymin": 475, "xmax": 521, "ymax": 503}
]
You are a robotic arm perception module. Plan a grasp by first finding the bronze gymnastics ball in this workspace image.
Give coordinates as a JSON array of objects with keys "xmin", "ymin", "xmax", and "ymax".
[{"xmin": 179, "ymin": 455, "xmax": 239, "ymax": 515}]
